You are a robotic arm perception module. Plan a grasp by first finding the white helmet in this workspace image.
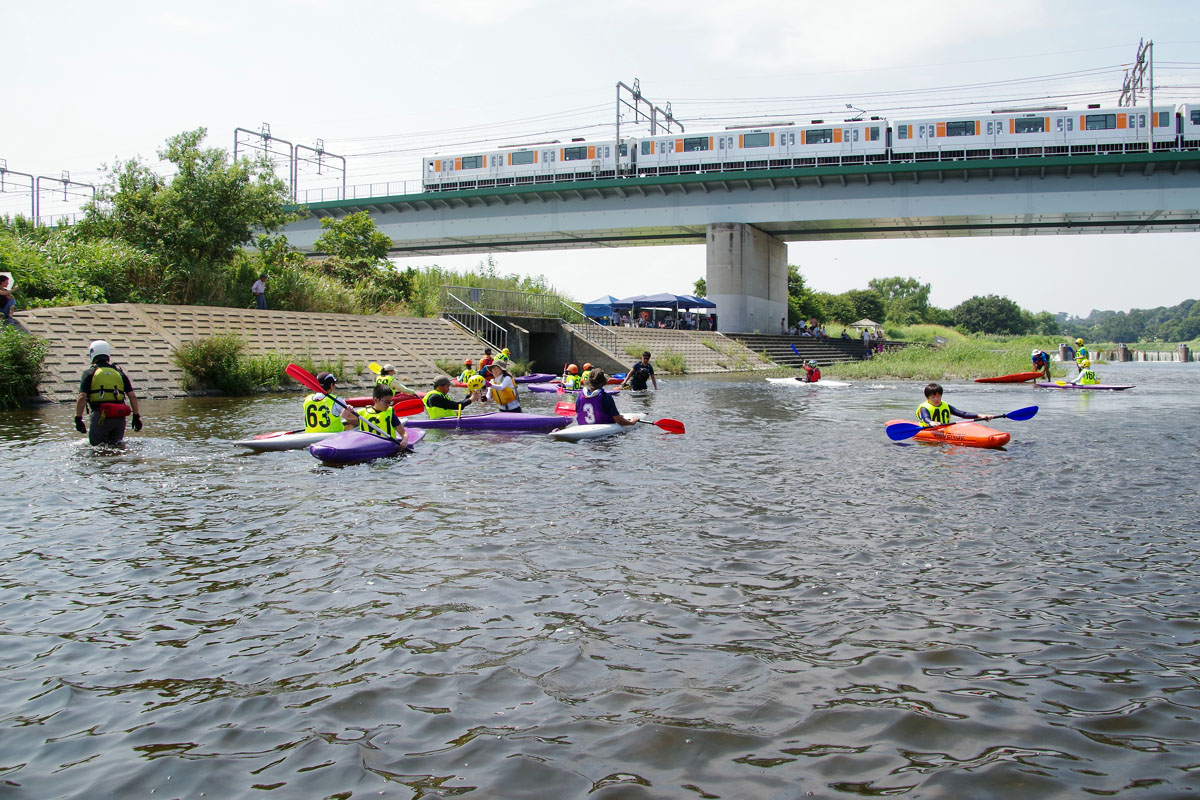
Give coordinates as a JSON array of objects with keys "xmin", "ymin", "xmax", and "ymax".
[
  {"xmin": 1031, "ymin": 349, "xmax": 1041, "ymax": 357},
  {"xmin": 88, "ymin": 340, "xmax": 111, "ymax": 360}
]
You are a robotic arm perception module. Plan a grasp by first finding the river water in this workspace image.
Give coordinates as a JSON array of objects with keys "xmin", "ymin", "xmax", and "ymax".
[{"xmin": 1, "ymin": 362, "xmax": 1198, "ymax": 799}]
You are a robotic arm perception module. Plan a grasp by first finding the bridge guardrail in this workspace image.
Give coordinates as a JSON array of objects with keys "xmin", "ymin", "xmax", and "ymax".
[{"xmin": 440, "ymin": 286, "xmax": 569, "ymax": 318}]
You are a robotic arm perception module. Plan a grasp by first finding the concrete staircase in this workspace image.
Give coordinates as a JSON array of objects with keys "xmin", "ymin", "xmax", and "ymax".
[
  {"xmin": 17, "ymin": 304, "xmax": 489, "ymax": 403},
  {"xmin": 731, "ymin": 333, "xmax": 870, "ymax": 369},
  {"xmin": 575, "ymin": 327, "xmax": 777, "ymax": 374}
]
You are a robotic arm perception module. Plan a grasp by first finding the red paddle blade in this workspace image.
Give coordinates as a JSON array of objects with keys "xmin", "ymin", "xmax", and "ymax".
[
  {"xmin": 653, "ymin": 418, "xmax": 685, "ymax": 434},
  {"xmin": 253, "ymin": 429, "xmax": 295, "ymax": 440},
  {"xmin": 394, "ymin": 397, "xmax": 427, "ymax": 417},
  {"xmin": 286, "ymin": 363, "xmax": 322, "ymax": 394},
  {"xmin": 554, "ymin": 401, "xmax": 576, "ymax": 417}
]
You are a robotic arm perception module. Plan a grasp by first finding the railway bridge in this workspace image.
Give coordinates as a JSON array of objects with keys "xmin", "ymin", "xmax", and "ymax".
[{"xmin": 280, "ymin": 152, "xmax": 1200, "ymax": 333}]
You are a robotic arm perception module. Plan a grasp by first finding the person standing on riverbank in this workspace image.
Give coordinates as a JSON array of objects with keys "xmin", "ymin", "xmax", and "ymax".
[
  {"xmin": 0, "ymin": 274, "xmax": 16, "ymax": 327},
  {"xmin": 74, "ymin": 340, "xmax": 142, "ymax": 446},
  {"xmin": 251, "ymin": 274, "xmax": 267, "ymax": 309},
  {"xmin": 622, "ymin": 351, "xmax": 658, "ymax": 391}
]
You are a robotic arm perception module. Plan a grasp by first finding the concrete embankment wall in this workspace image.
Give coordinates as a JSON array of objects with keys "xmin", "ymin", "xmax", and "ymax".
[{"xmin": 17, "ymin": 304, "xmax": 488, "ymax": 403}]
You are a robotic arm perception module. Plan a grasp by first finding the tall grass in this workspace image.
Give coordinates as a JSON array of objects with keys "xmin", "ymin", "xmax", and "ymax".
[
  {"xmin": 0, "ymin": 327, "xmax": 49, "ymax": 409},
  {"xmin": 172, "ymin": 334, "xmax": 341, "ymax": 395}
]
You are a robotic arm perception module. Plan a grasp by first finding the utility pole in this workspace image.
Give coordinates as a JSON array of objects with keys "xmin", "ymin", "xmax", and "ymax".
[
  {"xmin": 615, "ymin": 79, "xmax": 684, "ymax": 176},
  {"xmin": 34, "ymin": 171, "xmax": 94, "ymax": 226},
  {"xmin": 0, "ymin": 159, "xmax": 36, "ymax": 220},
  {"xmin": 234, "ymin": 123, "xmax": 294, "ymax": 197},
  {"xmin": 293, "ymin": 138, "xmax": 346, "ymax": 203},
  {"xmin": 1118, "ymin": 38, "xmax": 1154, "ymax": 152}
]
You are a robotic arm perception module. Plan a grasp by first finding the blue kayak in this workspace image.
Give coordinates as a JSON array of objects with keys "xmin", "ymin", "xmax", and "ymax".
[{"xmin": 309, "ymin": 429, "xmax": 426, "ymax": 463}]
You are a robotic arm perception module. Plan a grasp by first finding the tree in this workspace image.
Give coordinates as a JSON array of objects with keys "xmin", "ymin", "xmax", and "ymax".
[
  {"xmin": 313, "ymin": 211, "xmax": 392, "ymax": 265},
  {"xmin": 952, "ymin": 294, "xmax": 1029, "ymax": 335},
  {"xmin": 787, "ymin": 265, "xmax": 823, "ymax": 322},
  {"xmin": 841, "ymin": 289, "xmax": 885, "ymax": 324},
  {"xmin": 812, "ymin": 291, "xmax": 856, "ymax": 325},
  {"xmin": 868, "ymin": 276, "xmax": 931, "ymax": 324},
  {"xmin": 693, "ymin": 277, "xmax": 706, "ymax": 297},
  {"xmin": 77, "ymin": 128, "xmax": 293, "ymax": 304}
]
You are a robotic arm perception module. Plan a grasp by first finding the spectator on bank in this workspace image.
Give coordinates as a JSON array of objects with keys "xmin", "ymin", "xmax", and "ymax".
[
  {"xmin": 0, "ymin": 274, "xmax": 15, "ymax": 327},
  {"xmin": 251, "ymin": 274, "xmax": 268, "ymax": 309}
]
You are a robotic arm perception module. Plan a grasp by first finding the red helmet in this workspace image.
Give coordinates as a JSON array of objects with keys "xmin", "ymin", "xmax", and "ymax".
[
  {"xmin": 583, "ymin": 363, "xmax": 592, "ymax": 371},
  {"xmin": 464, "ymin": 359, "xmax": 472, "ymax": 366},
  {"xmin": 567, "ymin": 364, "xmax": 579, "ymax": 374}
]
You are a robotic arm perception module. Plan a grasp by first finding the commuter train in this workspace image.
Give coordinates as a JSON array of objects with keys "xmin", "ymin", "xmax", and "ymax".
[{"xmin": 422, "ymin": 102, "xmax": 1200, "ymax": 192}]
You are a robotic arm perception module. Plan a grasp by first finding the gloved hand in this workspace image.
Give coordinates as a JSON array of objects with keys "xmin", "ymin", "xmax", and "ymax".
[
  {"xmin": 75, "ymin": 416, "xmax": 87, "ymax": 433},
  {"xmin": 131, "ymin": 414, "xmax": 143, "ymax": 432}
]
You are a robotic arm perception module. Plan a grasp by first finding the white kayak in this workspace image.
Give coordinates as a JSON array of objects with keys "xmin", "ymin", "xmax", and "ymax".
[
  {"xmin": 548, "ymin": 413, "xmax": 644, "ymax": 442},
  {"xmin": 766, "ymin": 377, "xmax": 851, "ymax": 387},
  {"xmin": 235, "ymin": 430, "xmax": 337, "ymax": 452}
]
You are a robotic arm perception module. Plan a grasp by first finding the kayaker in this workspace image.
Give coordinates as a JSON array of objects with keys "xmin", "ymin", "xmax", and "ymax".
[
  {"xmin": 1069, "ymin": 358, "xmax": 1100, "ymax": 386},
  {"xmin": 1031, "ymin": 349, "xmax": 1051, "ymax": 381},
  {"xmin": 1073, "ymin": 338, "xmax": 1090, "ymax": 374},
  {"xmin": 917, "ymin": 383, "xmax": 995, "ymax": 427},
  {"xmin": 341, "ymin": 384, "xmax": 409, "ymax": 446},
  {"xmin": 562, "ymin": 363, "xmax": 583, "ymax": 391},
  {"xmin": 622, "ymin": 351, "xmax": 658, "ymax": 391},
  {"xmin": 495, "ymin": 347, "xmax": 512, "ymax": 369},
  {"xmin": 483, "ymin": 362, "xmax": 522, "ymax": 412},
  {"xmin": 458, "ymin": 359, "xmax": 478, "ymax": 385},
  {"xmin": 303, "ymin": 372, "xmax": 346, "ymax": 434},
  {"xmin": 800, "ymin": 359, "xmax": 821, "ymax": 383},
  {"xmin": 74, "ymin": 340, "xmax": 143, "ymax": 446},
  {"xmin": 576, "ymin": 370, "xmax": 637, "ymax": 428},
  {"xmin": 479, "ymin": 348, "xmax": 494, "ymax": 371},
  {"xmin": 424, "ymin": 376, "xmax": 481, "ymax": 419},
  {"xmin": 376, "ymin": 364, "xmax": 397, "ymax": 389}
]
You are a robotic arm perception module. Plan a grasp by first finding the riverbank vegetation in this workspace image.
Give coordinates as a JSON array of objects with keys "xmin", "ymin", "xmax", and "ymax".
[
  {"xmin": 172, "ymin": 334, "xmax": 343, "ymax": 395},
  {"xmin": 0, "ymin": 328, "xmax": 49, "ymax": 410}
]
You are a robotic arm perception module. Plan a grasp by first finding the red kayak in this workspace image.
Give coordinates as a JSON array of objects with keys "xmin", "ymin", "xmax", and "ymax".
[
  {"xmin": 974, "ymin": 371, "xmax": 1043, "ymax": 383},
  {"xmin": 885, "ymin": 419, "xmax": 1010, "ymax": 449},
  {"xmin": 346, "ymin": 391, "xmax": 422, "ymax": 407}
]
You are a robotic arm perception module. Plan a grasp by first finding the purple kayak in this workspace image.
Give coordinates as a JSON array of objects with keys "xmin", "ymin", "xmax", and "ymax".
[
  {"xmin": 406, "ymin": 411, "xmax": 569, "ymax": 432},
  {"xmin": 525, "ymin": 383, "xmax": 620, "ymax": 394},
  {"xmin": 1035, "ymin": 382, "xmax": 1134, "ymax": 391},
  {"xmin": 309, "ymin": 428, "xmax": 426, "ymax": 463},
  {"xmin": 514, "ymin": 373, "xmax": 556, "ymax": 384}
]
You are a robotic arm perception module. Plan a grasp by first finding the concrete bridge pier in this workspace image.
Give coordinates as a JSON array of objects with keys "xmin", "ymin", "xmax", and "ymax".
[{"xmin": 706, "ymin": 223, "xmax": 787, "ymax": 334}]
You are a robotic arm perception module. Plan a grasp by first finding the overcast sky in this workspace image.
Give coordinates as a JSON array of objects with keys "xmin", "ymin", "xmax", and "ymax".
[{"xmin": 3, "ymin": 0, "xmax": 1198, "ymax": 317}]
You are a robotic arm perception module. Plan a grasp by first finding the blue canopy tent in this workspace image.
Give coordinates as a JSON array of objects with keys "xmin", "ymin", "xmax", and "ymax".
[
  {"xmin": 614, "ymin": 292, "xmax": 716, "ymax": 328},
  {"xmin": 582, "ymin": 295, "xmax": 622, "ymax": 322}
]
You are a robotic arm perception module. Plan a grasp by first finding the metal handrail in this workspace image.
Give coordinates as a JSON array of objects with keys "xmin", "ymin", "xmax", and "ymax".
[
  {"xmin": 559, "ymin": 301, "xmax": 622, "ymax": 355},
  {"xmin": 443, "ymin": 291, "xmax": 507, "ymax": 352},
  {"xmin": 440, "ymin": 286, "xmax": 568, "ymax": 318}
]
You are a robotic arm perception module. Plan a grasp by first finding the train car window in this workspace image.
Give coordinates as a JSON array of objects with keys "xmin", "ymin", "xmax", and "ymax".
[
  {"xmin": 1056, "ymin": 118, "xmax": 1063, "ymax": 132},
  {"xmin": 563, "ymin": 146, "xmax": 588, "ymax": 161},
  {"xmin": 511, "ymin": 151, "xmax": 535, "ymax": 165},
  {"xmin": 683, "ymin": 137, "xmax": 709, "ymax": 152},
  {"xmin": 619, "ymin": 143, "xmax": 628, "ymax": 156},
  {"xmin": 743, "ymin": 132, "xmax": 770, "ymax": 147},
  {"xmin": 852, "ymin": 129, "xmax": 859, "ymax": 142},
  {"xmin": 1067, "ymin": 118, "xmax": 1073, "ymax": 131},
  {"xmin": 718, "ymin": 138, "xmax": 725, "ymax": 150},
  {"xmin": 945, "ymin": 121, "xmax": 973, "ymax": 137},
  {"xmin": 986, "ymin": 121, "xmax": 994, "ymax": 135},
  {"xmin": 805, "ymin": 129, "xmax": 833, "ymax": 145},
  {"xmin": 641, "ymin": 141, "xmax": 652, "ymax": 155},
  {"xmin": 897, "ymin": 126, "xmax": 908, "ymax": 140},
  {"xmin": 1085, "ymin": 114, "xmax": 1117, "ymax": 130},
  {"xmin": 918, "ymin": 125, "xmax": 926, "ymax": 138},
  {"xmin": 1138, "ymin": 114, "xmax": 1146, "ymax": 128},
  {"xmin": 1191, "ymin": 110, "xmax": 1200, "ymax": 125},
  {"xmin": 461, "ymin": 155, "xmax": 483, "ymax": 169},
  {"xmin": 1014, "ymin": 118, "xmax": 1046, "ymax": 134},
  {"xmin": 1156, "ymin": 111, "xmax": 1169, "ymax": 127}
]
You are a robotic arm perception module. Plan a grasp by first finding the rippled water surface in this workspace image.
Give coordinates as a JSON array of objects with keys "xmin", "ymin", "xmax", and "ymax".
[{"xmin": 2, "ymin": 362, "xmax": 1199, "ymax": 799}]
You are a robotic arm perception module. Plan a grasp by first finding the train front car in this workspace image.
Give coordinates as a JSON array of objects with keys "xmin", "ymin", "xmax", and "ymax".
[
  {"xmin": 892, "ymin": 104, "xmax": 1177, "ymax": 163},
  {"xmin": 633, "ymin": 121, "xmax": 887, "ymax": 177},
  {"xmin": 1178, "ymin": 104, "xmax": 1200, "ymax": 149},
  {"xmin": 423, "ymin": 139, "xmax": 629, "ymax": 192}
]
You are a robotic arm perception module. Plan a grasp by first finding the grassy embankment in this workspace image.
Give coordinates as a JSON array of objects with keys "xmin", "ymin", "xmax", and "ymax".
[
  {"xmin": 0, "ymin": 328, "xmax": 49, "ymax": 410},
  {"xmin": 821, "ymin": 325, "xmax": 1078, "ymax": 381}
]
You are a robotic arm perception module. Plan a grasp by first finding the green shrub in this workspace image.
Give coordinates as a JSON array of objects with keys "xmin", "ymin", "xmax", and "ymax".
[
  {"xmin": 172, "ymin": 334, "xmax": 339, "ymax": 395},
  {"xmin": 655, "ymin": 348, "xmax": 687, "ymax": 375},
  {"xmin": 0, "ymin": 328, "xmax": 49, "ymax": 410}
]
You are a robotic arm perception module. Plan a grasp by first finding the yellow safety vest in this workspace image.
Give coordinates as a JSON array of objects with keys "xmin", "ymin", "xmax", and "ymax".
[
  {"xmin": 304, "ymin": 393, "xmax": 345, "ymax": 433},
  {"xmin": 423, "ymin": 389, "xmax": 460, "ymax": 420},
  {"xmin": 376, "ymin": 374, "xmax": 395, "ymax": 388},
  {"xmin": 489, "ymin": 379, "xmax": 518, "ymax": 407},
  {"xmin": 917, "ymin": 400, "xmax": 951, "ymax": 426},
  {"xmin": 1076, "ymin": 369, "xmax": 1099, "ymax": 385},
  {"xmin": 356, "ymin": 405, "xmax": 396, "ymax": 437}
]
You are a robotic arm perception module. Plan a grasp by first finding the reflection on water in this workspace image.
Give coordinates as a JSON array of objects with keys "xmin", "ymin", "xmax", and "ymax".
[{"xmin": 1, "ymin": 362, "xmax": 1198, "ymax": 798}]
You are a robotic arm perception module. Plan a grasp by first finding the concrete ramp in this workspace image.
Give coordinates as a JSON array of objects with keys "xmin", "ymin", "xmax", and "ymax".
[{"xmin": 17, "ymin": 304, "xmax": 487, "ymax": 403}]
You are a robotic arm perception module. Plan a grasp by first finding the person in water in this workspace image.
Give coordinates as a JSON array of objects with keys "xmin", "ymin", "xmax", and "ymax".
[
  {"xmin": 622, "ymin": 351, "xmax": 658, "ymax": 391},
  {"xmin": 74, "ymin": 340, "xmax": 143, "ymax": 446},
  {"xmin": 1031, "ymin": 349, "xmax": 1051, "ymax": 381},
  {"xmin": 1069, "ymin": 358, "xmax": 1099, "ymax": 385},
  {"xmin": 483, "ymin": 362, "xmax": 522, "ymax": 412},
  {"xmin": 800, "ymin": 359, "xmax": 821, "ymax": 383},
  {"xmin": 495, "ymin": 347, "xmax": 512, "ymax": 368},
  {"xmin": 342, "ymin": 384, "xmax": 408, "ymax": 446},
  {"xmin": 458, "ymin": 359, "xmax": 478, "ymax": 385},
  {"xmin": 1073, "ymin": 338, "xmax": 1090, "ymax": 374},
  {"xmin": 576, "ymin": 369, "xmax": 637, "ymax": 428},
  {"xmin": 303, "ymin": 372, "xmax": 346, "ymax": 433},
  {"xmin": 423, "ymin": 375, "xmax": 481, "ymax": 419},
  {"xmin": 561, "ymin": 363, "xmax": 582, "ymax": 391},
  {"xmin": 917, "ymin": 383, "xmax": 995, "ymax": 427},
  {"xmin": 376, "ymin": 364, "xmax": 397, "ymax": 389}
]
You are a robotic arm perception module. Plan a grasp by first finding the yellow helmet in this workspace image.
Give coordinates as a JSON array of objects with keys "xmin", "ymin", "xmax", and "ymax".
[
  {"xmin": 1075, "ymin": 338, "xmax": 1084, "ymax": 346},
  {"xmin": 466, "ymin": 375, "xmax": 486, "ymax": 392},
  {"xmin": 1080, "ymin": 358, "xmax": 1090, "ymax": 368},
  {"xmin": 501, "ymin": 348, "xmax": 510, "ymax": 355}
]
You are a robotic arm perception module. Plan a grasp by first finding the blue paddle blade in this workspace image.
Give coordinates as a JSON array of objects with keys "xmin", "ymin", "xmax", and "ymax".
[
  {"xmin": 1004, "ymin": 405, "xmax": 1039, "ymax": 422},
  {"xmin": 791, "ymin": 343, "xmax": 802, "ymax": 356},
  {"xmin": 885, "ymin": 422, "xmax": 924, "ymax": 441}
]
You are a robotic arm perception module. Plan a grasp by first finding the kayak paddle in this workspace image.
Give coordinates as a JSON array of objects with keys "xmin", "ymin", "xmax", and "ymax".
[
  {"xmin": 885, "ymin": 405, "xmax": 1038, "ymax": 441},
  {"xmin": 790, "ymin": 343, "xmax": 802, "ymax": 357},
  {"xmin": 638, "ymin": 417, "xmax": 686, "ymax": 434},
  {"xmin": 554, "ymin": 401, "xmax": 576, "ymax": 416},
  {"xmin": 253, "ymin": 428, "xmax": 302, "ymax": 440},
  {"xmin": 286, "ymin": 363, "xmax": 404, "ymax": 442}
]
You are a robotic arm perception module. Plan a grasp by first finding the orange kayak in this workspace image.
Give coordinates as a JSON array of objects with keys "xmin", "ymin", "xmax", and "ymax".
[
  {"xmin": 885, "ymin": 419, "xmax": 1010, "ymax": 449},
  {"xmin": 974, "ymin": 371, "xmax": 1042, "ymax": 383}
]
